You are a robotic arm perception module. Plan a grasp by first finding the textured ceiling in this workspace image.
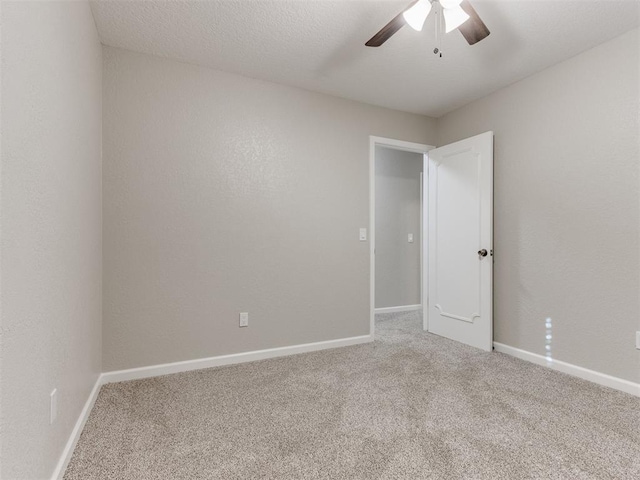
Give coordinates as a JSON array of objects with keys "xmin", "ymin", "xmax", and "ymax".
[{"xmin": 90, "ymin": 0, "xmax": 640, "ymax": 117}]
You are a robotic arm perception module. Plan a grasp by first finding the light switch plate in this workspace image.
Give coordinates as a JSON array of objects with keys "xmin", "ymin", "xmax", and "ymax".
[
  {"xmin": 359, "ymin": 228, "xmax": 367, "ymax": 241},
  {"xmin": 408, "ymin": 233, "xmax": 414, "ymax": 243},
  {"xmin": 636, "ymin": 331, "xmax": 640, "ymax": 350},
  {"xmin": 239, "ymin": 312, "xmax": 249, "ymax": 327}
]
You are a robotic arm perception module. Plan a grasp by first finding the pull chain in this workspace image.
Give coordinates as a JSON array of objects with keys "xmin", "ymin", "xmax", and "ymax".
[{"xmin": 433, "ymin": 2, "xmax": 443, "ymax": 58}]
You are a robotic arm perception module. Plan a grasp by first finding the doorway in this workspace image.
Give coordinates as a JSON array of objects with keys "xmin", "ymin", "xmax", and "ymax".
[
  {"xmin": 369, "ymin": 137, "xmax": 434, "ymax": 337},
  {"xmin": 370, "ymin": 132, "xmax": 494, "ymax": 350}
]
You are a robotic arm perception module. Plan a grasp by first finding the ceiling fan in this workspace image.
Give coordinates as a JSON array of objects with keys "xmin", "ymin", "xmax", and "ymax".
[{"xmin": 365, "ymin": 0, "xmax": 490, "ymax": 48}]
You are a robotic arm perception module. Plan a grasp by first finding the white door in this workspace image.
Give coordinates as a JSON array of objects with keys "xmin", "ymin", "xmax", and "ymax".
[{"xmin": 426, "ymin": 132, "xmax": 493, "ymax": 351}]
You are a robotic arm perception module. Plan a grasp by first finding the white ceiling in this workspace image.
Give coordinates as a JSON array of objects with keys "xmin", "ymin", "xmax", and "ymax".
[{"xmin": 90, "ymin": 0, "xmax": 639, "ymax": 117}]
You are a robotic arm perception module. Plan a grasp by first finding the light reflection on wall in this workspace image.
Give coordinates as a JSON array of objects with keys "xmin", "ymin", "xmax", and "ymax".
[{"xmin": 545, "ymin": 317, "xmax": 553, "ymax": 366}]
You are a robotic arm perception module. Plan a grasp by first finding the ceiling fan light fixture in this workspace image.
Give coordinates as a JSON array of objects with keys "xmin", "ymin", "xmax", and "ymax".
[
  {"xmin": 439, "ymin": 0, "xmax": 463, "ymax": 9},
  {"xmin": 443, "ymin": 5, "xmax": 470, "ymax": 33},
  {"xmin": 402, "ymin": 0, "xmax": 432, "ymax": 31}
]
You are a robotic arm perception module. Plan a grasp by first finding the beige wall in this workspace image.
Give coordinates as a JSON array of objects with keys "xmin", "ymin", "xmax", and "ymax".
[
  {"xmin": 102, "ymin": 47, "xmax": 437, "ymax": 371},
  {"xmin": 375, "ymin": 147, "xmax": 423, "ymax": 309},
  {"xmin": 0, "ymin": 7, "xmax": 636, "ymax": 478},
  {"xmin": 437, "ymin": 28, "xmax": 640, "ymax": 383},
  {"xmin": 0, "ymin": 1, "xmax": 103, "ymax": 478}
]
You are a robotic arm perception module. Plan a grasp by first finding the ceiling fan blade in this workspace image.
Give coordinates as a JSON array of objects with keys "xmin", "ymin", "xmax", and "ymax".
[
  {"xmin": 458, "ymin": 0, "xmax": 490, "ymax": 45},
  {"xmin": 365, "ymin": 1, "xmax": 417, "ymax": 47}
]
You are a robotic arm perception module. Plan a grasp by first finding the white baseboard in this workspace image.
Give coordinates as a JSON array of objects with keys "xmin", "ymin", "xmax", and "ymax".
[
  {"xmin": 50, "ymin": 375, "xmax": 103, "ymax": 480},
  {"xmin": 493, "ymin": 342, "xmax": 640, "ymax": 397},
  {"xmin": 102, "ymin": 334, "xmax": 373, "ymax": 384},
  {"xmin": 374, "ymin": 304, "xmax": 421, "ymax": 314},
  {"xmin": 50, "ymin": 337, "xmax": 637, "ymax": 479},
  {"xmin": 52, "ymin": 333, "xmax": 372, "ymax": 478}
]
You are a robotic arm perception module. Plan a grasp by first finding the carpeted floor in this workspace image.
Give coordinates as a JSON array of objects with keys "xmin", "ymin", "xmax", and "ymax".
[{"xmin": 65, "ymin": 311, "xmax": 640, "ymax": 479}]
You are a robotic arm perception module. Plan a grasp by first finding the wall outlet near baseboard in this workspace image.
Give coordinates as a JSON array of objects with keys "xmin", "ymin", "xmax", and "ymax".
[
  {"xmin": 239, "ymin": 312, "xmax": 249, "ymax": 327},
  {"xmin": 636, "ymin": 331, "xmax": 640, "ymax": 350},
  {"xmin": 50, "ymin": 388, "xmax": 57, "ymax": 424}
]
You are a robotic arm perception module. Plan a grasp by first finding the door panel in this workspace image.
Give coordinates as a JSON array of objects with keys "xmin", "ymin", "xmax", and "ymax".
[{"xmin": 426, "ymin": 132, "xmax": 493, "ymax": 351}]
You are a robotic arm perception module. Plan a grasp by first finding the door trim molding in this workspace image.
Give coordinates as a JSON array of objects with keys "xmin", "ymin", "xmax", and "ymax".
[
  {"xmin": 494, "ymin": 342, "xmax": 640, "ymax": 397},
  {"xmin": 434, "ymin": 303, "xmax": 479, "ymax": 323},
  {"xmin": 369, "ymin": 136, "xmax": 435, "ymax": 338}
]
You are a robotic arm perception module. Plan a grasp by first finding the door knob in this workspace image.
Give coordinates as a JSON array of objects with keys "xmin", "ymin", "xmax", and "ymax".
[{"xmin": 478, "ymin": 249, "xmax": 488, "ymax": 258}]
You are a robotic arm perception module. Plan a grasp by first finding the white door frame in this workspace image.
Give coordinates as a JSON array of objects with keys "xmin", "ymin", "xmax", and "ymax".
[{"xmin": 369, "ymin": 136, "xmax": 435, "ymax": 337}]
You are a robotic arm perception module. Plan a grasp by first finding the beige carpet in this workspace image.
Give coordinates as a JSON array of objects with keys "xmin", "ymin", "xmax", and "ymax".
[{"xmin": 65, "ymin": 312, "xmax": 640, "ymax": 479}]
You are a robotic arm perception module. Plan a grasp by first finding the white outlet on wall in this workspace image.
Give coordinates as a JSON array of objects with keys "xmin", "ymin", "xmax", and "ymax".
[
  {"xmin": 408, "ymin": 233, "xmax": 414, "ymax": 243},
  {"xmin": 359, "ymin": 228, "xmax": 367, "ymax": 242},
  {"xmin": 50, "ymin": 389, "xmax": 57, "ymax": 425},
  {"xmin": 239, "ymin": 312, "xmax": 249, "ymax": 327}
]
